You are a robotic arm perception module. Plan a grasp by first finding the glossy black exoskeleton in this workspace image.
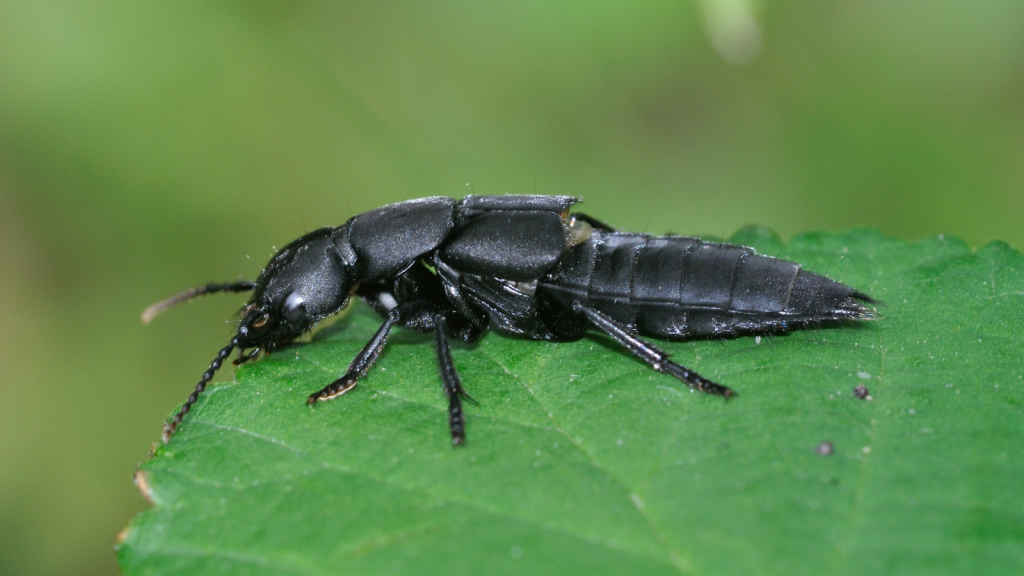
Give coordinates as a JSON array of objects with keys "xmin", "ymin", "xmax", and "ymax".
[{"xmin": 145, "ymin": 195, "xmax": 874, "ymax": 445}]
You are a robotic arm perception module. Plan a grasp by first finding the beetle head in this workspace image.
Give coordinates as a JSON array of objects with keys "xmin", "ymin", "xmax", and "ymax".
[{"xmin": 237, "ymin": 228, "xmax": 352, "ymax": 347}]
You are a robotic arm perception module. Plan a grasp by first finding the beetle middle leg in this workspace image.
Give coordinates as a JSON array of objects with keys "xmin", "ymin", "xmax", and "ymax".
[
  {"xmin": 571, "ymin": 301, "xmax": 734, "ymax": 398},
  {"xmin": 433, "ymin": 316, "xmax": 477, "ymax": 445}
]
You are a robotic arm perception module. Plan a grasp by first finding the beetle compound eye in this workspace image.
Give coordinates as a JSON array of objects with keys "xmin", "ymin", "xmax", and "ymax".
[{"xmin": 282, "ymin": 293, "xmax": 306, "ymax": 322}]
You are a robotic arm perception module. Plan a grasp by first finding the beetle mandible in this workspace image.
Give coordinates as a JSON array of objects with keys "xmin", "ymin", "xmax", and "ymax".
[{"xmin": 145, "ymin": 195, "xmax": 874, "ymax": 445}]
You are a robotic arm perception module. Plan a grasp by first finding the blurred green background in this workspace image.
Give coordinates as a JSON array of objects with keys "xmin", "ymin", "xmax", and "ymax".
[{"xmin": 0, "ymin": 1, "xmax": 1021, "ymax": 574}]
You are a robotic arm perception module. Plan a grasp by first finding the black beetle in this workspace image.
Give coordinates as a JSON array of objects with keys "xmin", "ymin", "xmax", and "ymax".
[{"xmin": 145, "ymin": 195, "xmax": 874, "ymax": 445}]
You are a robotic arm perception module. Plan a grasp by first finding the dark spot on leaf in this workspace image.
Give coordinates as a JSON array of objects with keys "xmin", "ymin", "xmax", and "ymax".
[{"xmin": 854, "ymin": 384, "xmax": 873, "ymax": 400}]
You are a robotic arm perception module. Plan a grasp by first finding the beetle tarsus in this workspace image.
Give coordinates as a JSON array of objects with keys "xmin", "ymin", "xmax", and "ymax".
[
  {"xmin": 307, "ymin": 376, "xmax": 358, "ymax": 404},
  {"xmin": 662, "ymin": 360, "xmax": 733, "ymax": 397}
]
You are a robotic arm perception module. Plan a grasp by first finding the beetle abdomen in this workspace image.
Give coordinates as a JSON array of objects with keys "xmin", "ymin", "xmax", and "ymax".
[{"xmin": 540, "ymin": 231, "xmax": 872, "ymax": 338}]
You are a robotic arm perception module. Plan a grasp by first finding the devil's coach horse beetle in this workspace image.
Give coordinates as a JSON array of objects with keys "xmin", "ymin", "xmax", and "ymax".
[{"xmin": 144, "ymin": 195, "xmax": 875, "ymax": 445}]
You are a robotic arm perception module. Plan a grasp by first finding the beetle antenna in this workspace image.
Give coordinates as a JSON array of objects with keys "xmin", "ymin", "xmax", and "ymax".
[
  {"xmin": 162, "ymin": 337, "xmax": 239, "ymax": 443},
  {"xmin": 142, "ymin": 281, "xmax": 257, "ymax": 324}
]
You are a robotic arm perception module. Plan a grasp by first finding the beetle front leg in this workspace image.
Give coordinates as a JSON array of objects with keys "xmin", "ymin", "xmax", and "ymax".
[{"xmin": 307, "ymin": 308, "xmax": 401, "ymax": 404}]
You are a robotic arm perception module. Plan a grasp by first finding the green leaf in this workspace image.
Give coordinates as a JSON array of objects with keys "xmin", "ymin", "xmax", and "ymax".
[{"xmin": 118, "ymin": 229, "xmax": 1023, "ymax": 576}]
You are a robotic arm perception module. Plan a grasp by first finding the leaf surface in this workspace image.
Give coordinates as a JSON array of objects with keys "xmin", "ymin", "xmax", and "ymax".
[{"xmin": 118, "ymin": 229, "xmax": 1024, "ymax": 576}]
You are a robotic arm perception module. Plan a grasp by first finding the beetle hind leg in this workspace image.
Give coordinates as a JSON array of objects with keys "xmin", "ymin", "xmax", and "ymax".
[{"xmin": 572, "ymin": 301, "xmax": 734, "ymax": 398}]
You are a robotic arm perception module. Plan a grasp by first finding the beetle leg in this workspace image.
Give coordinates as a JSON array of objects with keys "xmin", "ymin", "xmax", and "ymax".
[
  {"xmin": 571, "ymin": 301, "xmax": 734, "ymax": 398},
  {"xmin": 432, "ymin": 316, "xmax": 475, "ymax": 445},
  {"xmin": 306, "ymin": 308, "xmax": 401, "ymax": 404}
]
